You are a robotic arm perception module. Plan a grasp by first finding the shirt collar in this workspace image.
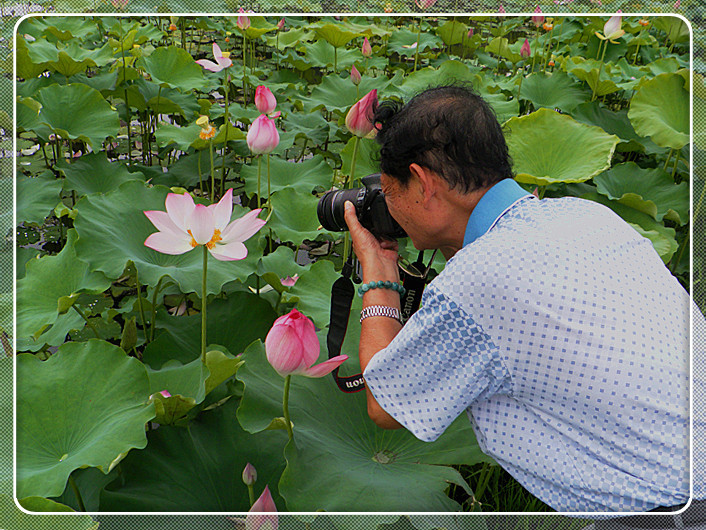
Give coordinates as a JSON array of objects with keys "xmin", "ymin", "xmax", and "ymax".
[{"xmin": 463, "ymin": 179, "xmax": 532, "ymax": 246}]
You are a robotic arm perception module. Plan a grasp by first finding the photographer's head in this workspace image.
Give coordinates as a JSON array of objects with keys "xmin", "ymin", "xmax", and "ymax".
[{"xmin": 374, "ymin": 85, "xmax": 513, "ymax": 193}]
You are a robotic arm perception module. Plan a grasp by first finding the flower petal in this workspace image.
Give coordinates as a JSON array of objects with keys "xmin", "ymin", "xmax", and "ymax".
[
  {"xmin": 189, "ymin": 204, "xmax": 215, "ymax": 245},
  {"xmin": 300, "ymin": 355, "xmax": 349, "ymax": 378},
  {"xmin": 144, "ymin": 231, "xmax": 193, "ymax": 255},
  {"xmin": 208, "ymin": 240, "xmax": 248, "ymax": 261},
  {"xmin": 210, "ymin": 188, "xmax": 234, "ymax": 231},
  {"xmin": 265, "ymin": 321, "xmax": 307, "ymax": 376},
  {"xmin": 144, "ymin": 210, "xmax": 187, "ymax": 239},
  {"xmin": 195, "ymin": 59, "xmax": 224, "ymax": 72},
  {"xmin": 221, "ymin": 209, "xmax": 266, "ymax": 243},
  {"xmin": 165, "ymin": 193, "xmax": 195, "ymax": 232}
]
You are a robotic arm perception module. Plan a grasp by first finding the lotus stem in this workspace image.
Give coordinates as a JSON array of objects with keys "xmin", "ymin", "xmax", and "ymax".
[
  {"xmin": 663, "ymin": 148, "xmax": 675, "ymax": 171},
  {"xmin": 201, "ymin": 245, "xmax": 208, "ymax": 364},
  {"xmin": 591, "ymin": 41, "xmax": 609, "ymax": 102},
  {"xmin": 135, "ymin": 269, "xmax": 149, "ymax": 343},
  {"xmin": 670, "ymin": 231, "xmax": 689, "ymax": 274},
  {"xmin": 257, "ymin": 155, "xmax": 262, "ymax": 209},
  {"xmin": 209, "ymin": 138, "xmax": 215, "ymax": 202},
  {"xmin": 531, "ymin": 28, "xmax": 539, "ymax": 72},
  {"xmin": 413, "ymin": 23, "xmax": 422, "ymax": 72},
  {"xmin": 150, "ymin": 277, "xmax": 165, "ymax": 342},
  {"xmin": 198, "ymin": 150, "xmax": 203, "ymax": 195},
  {"xmin": 220, "ymin": 73, "xmax": 230, "ymax": 198},
  {"xmin": 282, "ymin": 375, "xmax": 294, "ymax": 441},
  {"xmin": 72, "ymin": 305, "xmax": 100, "ymax": 340},
  {"xmin": 68, "ymin": 474, "xmax": 86, "ymax": 512},
  {"xmin": 267, "ymin": 153, "xmax": 272, "ymax": 208},
  {"xmin": 247, "ymin": 484, "xmax": 255, "ymax": 507},
  {"xmin": 672, "ymin": 150, "xmax": 681, "ymax": 180},
  {"xmin": 334, "ymin": 46, "xmax": 338, "ymax": 73},
  {"xmin": 517, "ymin": 68, "xmax": 524, "ymax": 103}
]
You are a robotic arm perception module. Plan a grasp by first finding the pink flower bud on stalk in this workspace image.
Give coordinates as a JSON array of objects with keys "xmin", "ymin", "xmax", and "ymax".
[
  {"xmin": 361, "ymin": 37, "xmax": 372, "ymax": 58},
  {"xmin": 350, "ymin": 65, "xmax": 362, "ymax": 86},
  {"xmin": 246, "ymin": 486, "xmax": 278, "ymax": 530},
  {"xmin": 265, "ymin": 309, "xmax": 348, "ymax": 378},
  {"xmin": 467, "ymin": 28, "xmax": 474, "ymax": 38},
  {"xmin": 237, "ymin": 9, "xmax": 251, "ymax": 30},
  {"xmin": 247, "ymin": 115, "xmax": 280, "ymax": 155},
  {"xmin": 520, "ymin": 38, "xmax": 531, "ymax": 58},
  {"xmin": 345, "ymin": 89, "xmax": 378, "ymax": 138},
  {"xmin": 498, "ymin": 4, "xmax": 506, "ymax": 13},
  {"xmin": 277, "ymin": 18, "xmax": 285, "ymax": 30},
  {"xmin": 242, "ymin": 463, "xmax": 257, "ymax": 486},
  {"xmin": 532, "ymin": 6, "xmax": 544, "ymax": 26},
  {"xmin": 255, "ymin": 86, "xmax": 277, "ymax": 115}
]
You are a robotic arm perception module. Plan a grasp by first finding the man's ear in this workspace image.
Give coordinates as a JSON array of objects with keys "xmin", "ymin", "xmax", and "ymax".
[{"xmin": 408, "ymin": 163, "xmax": 438, "ymax": 207}]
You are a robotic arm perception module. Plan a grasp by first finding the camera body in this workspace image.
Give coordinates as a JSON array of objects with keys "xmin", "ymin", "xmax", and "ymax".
[{"xmin": 317, "ymin": 174, "xmax": 407, "ymax": 240}]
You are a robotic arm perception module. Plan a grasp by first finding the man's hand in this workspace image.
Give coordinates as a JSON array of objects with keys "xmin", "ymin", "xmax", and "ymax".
[{"xmin": 343, "ymin": 201, "xmax": 399, "ymax": 283}]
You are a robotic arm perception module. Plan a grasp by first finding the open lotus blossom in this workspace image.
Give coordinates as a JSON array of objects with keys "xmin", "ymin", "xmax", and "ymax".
[
  {"xmin": 265, "ymin": 309, "xmax": 348, "ymax": 378},
  {"xmin": 350, "ymin": 65, "xmax": 362, "ymax": 86},
  {"xmin": 247, "ymin": 114, "xmax": 280, "ymax": 155},
  {"xmin": 255, "ymin": 86, "xmax": 277, "ymax": 115},
  {"xmin": 345, "ymin": 89, "xmax": 378, "ymax": 138},
  {"xmin": 520, "ymin": 38, "xmax": 531, "ymax": 58},
  {"xmin": 196, "ymin": 42, "xmax": 232, "ymax": 72},
  {"xmin": 596, "ymin": 12, "xmax": 624, "ymax": 42},
  {"xmin": 532, "ymin": 6, "xmax": 544, "ymax": 26},
  {"xmin": 144, "ymin": 189, "xmax": 265, "ymax": 261},
  {"xmin": 361, "ymin": 36, "xmax": 372, "ymax": 58},
  {"xmin": 246, "ymin": 486, "xmax": 278, "ymax": 530}
]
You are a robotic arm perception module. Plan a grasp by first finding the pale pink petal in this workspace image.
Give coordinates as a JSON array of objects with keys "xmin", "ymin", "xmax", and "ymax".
[
  {"xmin": 216, "ymin": 55, "xmax": 233, "ymax": 69},
  {"xmin": 300, "ymin": 355, "xmax": 349, "ymax": 378},
  {"xmin": 144, "ymin": 231, "xmax": 194, "ymax": 255},
  {"xmin": 265, "ymin": 322, "xmax": 307, "ymax": 375},
  {"xmin": 246, "ymin": 487, "xmax": 278, "ymax": 530},
  {"xmin": 144, "ymin": 210, "xmax": 187, "ymax": 239},
  {"xmin": 189, "ymin": 204, "xmax": 215, "ymax": 245},
  {"xmin": 221, "ymin": 209, "xmax": 266, "ymax": 244},
  {"xmin": 210, "ymin": 188, "xmax": 233, "ymax": 231},
  {"xmin": 280, "ymin": 275, "xmax": 298, "ymax": 287},
  {"xmin": 208, "ymin": 240, "xmax": 248, "ymax": 261},
  {"xmin": 165, "ymin": 193, "xmax": 195, "ymax": 231},
  {"xmin": 196, "ymin": 59, "xmax": 224, "ymax": 72},
  {"xmin": 294, "ymin": 314, "xmax": 321, "ymax": 368},
  {"xmin": 212, "ymin": 42, "xmax": 223, "ymax": 58}
]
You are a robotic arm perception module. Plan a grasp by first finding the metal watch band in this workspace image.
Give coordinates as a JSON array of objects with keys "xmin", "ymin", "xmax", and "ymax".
[{"xmin": 359, "ymin": 305, "xmax": 402, "ymax": 324}]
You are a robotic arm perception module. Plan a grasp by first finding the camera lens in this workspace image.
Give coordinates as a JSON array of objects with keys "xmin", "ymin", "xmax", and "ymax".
[{"xmin": 317, "ymin": 188, "xmax": 362, "ymax": 232}]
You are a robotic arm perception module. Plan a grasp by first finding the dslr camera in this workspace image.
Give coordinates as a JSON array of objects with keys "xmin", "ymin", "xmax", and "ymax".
[{"xmin": 317, "ymin": 174, "xmax": 406, "ymax": 240}]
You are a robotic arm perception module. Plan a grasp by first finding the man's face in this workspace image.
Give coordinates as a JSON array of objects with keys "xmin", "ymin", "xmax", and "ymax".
[{"xmin": 380, "ymin": 173, "xmax": 426, "ymax": 249}]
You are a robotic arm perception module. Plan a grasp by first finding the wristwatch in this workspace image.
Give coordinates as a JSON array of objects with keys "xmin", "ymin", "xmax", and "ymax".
[{"xmin": 359, "ymin": 305, "xmax": 402, "ymax": 324}]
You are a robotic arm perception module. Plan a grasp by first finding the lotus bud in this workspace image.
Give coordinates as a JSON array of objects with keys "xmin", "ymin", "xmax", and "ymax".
[
  {"xmin": 255, "ymin": 86, "xmax": 277, "ymax": 115},
  {"xmin": 532, "ymin": 6, "xmax": 544, "ymax": 26},
  {"xmin": 246, "ymin": 486, "xmax": 278, "ymax": 530},
  {"xmin": 520, "ymin": 38, "xmax": 531, "ymax": 58},
  {"xmin": 467, "ymin": 28, "xmax": 474, "ymax": 38},
  {"xmin": 277, "ymin": 18, "xmax": 285, "ymax": 30},
  {"xmin": 350, "ymin": 65, "xmax": 362, "ymax": 86},
  {"xmin": 237, "ymin": 9, "xmax": 251, "ymax": 30},
  {"xmin": 498, "ymin": 4, "xmax": 506, "ymax": 13},
  {"xmin": 242, "ymin": 463, "xmax": 257, "ymax": 486},
  {"xmin": 345, "ymin": 89, "xmax": 378, "ymax": 138},
  {"xmin": 247, "ymin": 115, "xmax": 279, "ymax": 155},
  {"xmin": 361, "ymin": 37, "xmax": 372, "ymax": 58}
]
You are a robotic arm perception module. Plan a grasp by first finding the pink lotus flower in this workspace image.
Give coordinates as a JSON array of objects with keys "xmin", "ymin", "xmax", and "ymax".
[
  {"xmin": 280, "ymin": 275, "xmax": 299, "ymax": 287},
  {"xmin": 242, "ymin": 463, "xmax": 257, "ymax": 486},
  {"xmin": 277, "ymin": 18, "xmax": 285, "ymax": 30},
  {"xmin": 361, "ymin": 37, "xmax": 372, "ymax": 58},
  {"xmin": 596, "ymin": 12, "xmax": 624, "ymax": 42},
  {"xmin": 414, "ymin": 0, "xmax": 436, "ymax": 8},
  {"xmin": 144, "ymin": 189, "xmax": 265, "ymax": 261},
  {"xmin": 265, "ymin": 309, "xmax": 348, "ymax": 378},
  {"xmin": 467, "ymin": 28, "xmax": 474, "ymax": 38},
  {"xmin": 255, "ymin": 86, "xmax": 277, "ymax": 115},
  {"xmin": 520, "ymin": 38, "xmax": 531, "ymax": 58},
  {"xmin": 345, "ymin": 89, "xmax": 378, "ymax": 138},
  {"xmin": 246, "ymin": 486, "xmax": 277, "ymax": 530},
  {"xmin": 247, "ymin": 115, "xmax": 280, "ymax": 155},
  {"xmin": 237, "ymin": 10, "xmax": 251, "ymax": 30},
  {"xmin": 196, "ymin": 43, "xmax": 232, "ymax": 72},
  {"xmin": 350, "ymin": 65, "xmax": 362, "ymax": 86},
  {"xmin": 532, "ymin": 6, "xmax": 544, "ymax": 26}
]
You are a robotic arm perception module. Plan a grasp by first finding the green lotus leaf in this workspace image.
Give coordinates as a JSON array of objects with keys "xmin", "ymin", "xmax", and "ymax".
[
  {"xmin": 50, "ymin": 41, "xmax": 116, "ymax": 77},
  {"xmin": 401, "ymin": 60, "xmax": 476, "ymax": 98},
  {"xmin": 242, "ymin": 16, "xmax": 277, "ymax": 39},
  {"xmin": 339, "ymin": 136, "xmax": 380, "ymax": 183},
  {"xmin": 563, "ymin": 56, "xmax": 620, "ymax": 97},
  {"xmin": 628, "ymin": 73, "xmax": 689, "ymax": 150},
  {"xmin": 265, "ymin": 27, "xmax": 315, "ymax": 50},
  {"xmin": 154, "ymin": 121, "xmax": 203, "ymax": 151},
  {"xmin": 283, "ymin": 110, "xmax": 331, "ymax": 146},
  {"xmin": 593, "ymin": 162, "xmax": 689, "ymax": 225},
  {"xmin": 137, "ymin": 45, "xmax": 206, "ymax": 92},
  {"xmin": 241, "ymin": 154, "xmax": 333, "ymax": 198},
  {"xmin": 19, "ymin": 496, "xmax": 75, "ymax": 512},
  {"xmin": 16, "ymin": 36, "xmax": 47, "ymax": 80},
  {"xmin": 505, "ymin": 108, "xmax": 620, "ymax": 186},
  {"xmin": 36, "ymin": 83, "xmax": 120, "ymax": 148},
  {"xmin": 16, "ymin": 171, "xmax": 63, "ymax": 225},
  {"xmin": 99, "ymin": 399, "xmax": 287, "ymax": 512},
  {"xmin": 299, "ymin": 67, "xmax": 391, "ymax": 114},
  {"xmin": 146, "ymin": 357, "xmax": 209, "ymax": 425},
  {"xmin": 16, "ymin": 339, "xmax": 155, "ymax": 499},
  {"xmin": 35, "ymin": 16, "xmax": 99, "ymax": 40},
  {"xmin": 17, "ymin": 229, "xmax": 111, "ymax": 339},
  {"xmin": 388, "ymin": 29, "xmax": 442, "ymax": 57},
  {"xmin": 475, "ymin": 82, "xmax": 519, "ymax": 125},
  {"xmin": 237, "ymin": 341, "xmax": 487, "ymax": 511},
  {"xmin": 132, "ymin": 77, "xmax": 201, "ymax": 118},
  {"xmin": 143, "ymin": 292, "xmax": 277, "ymax": 367},
  {"xmin": 0, "ymin": 494, "xmax": 97, "ymax": 526},
  {"xmin": 204, "ymin": 349, "xmax": 243, "ymax": 395},
  {"xmin": 268, "ymin": 187, "xmax": 334, "ymax": 246},
  {"xmin": 50, "ymin": 466, "xmax": 118, "ymax": 512},
  {"xmin": 652, "ymin": 16, "xmax": 689, "ymax": 44},
  {"xmin": 16, "ymin": 311, "xmax": 86, "ymax": 353},
  {"xmin": 57, "ymin": 152, "xmax": 145, "ymax": 195},
  {"xmin": 582, "ymin": 192, "xmax": 677, "ymax": 263},
  {"xmin": 15, "ymin": 96, "xmax": 42, "ymax": 134},
  {"xmin": 436, "ymin": 19, "xmax": 470, "ymax": 46},
  {"xmin": 314, "ymin": 24, "xmax": 361, "ymax": 48},
  {"xmin": 519, "ymin": 71, "xmax": 591, "ymax": 112},
  {"xmin": 485, "ymin": 37, "xmax": 521, "ymax": 63},
  {"xmin": 73, "ymin": 180, "xmax": 263, "ymax": 295}
]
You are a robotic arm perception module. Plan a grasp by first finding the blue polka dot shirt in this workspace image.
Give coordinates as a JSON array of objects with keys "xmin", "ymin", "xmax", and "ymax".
[{"xmin": 363, "ymin": 179, "xmax": 695, "ymax": 512}]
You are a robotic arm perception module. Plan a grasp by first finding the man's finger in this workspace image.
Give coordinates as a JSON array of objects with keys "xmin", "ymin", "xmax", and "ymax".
[{"xmin": 343, "ymin": 201, "xmax": 362, "ymax": 233}]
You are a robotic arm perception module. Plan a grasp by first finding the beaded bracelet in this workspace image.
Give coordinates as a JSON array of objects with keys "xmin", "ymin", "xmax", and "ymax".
[{"xmin": 357, "ymin": 280, "xmax": 406, "ymax": 297}]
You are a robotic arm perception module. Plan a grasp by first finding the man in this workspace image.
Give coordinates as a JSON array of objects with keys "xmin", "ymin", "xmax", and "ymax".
[{"xmin": 343, "ymin": 85, "xmax": 698, "ymax": 515}]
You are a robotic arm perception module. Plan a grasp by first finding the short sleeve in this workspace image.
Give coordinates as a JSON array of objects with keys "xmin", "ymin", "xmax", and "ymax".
[{"xmin": 362, "ymin": 284, "xmax": 512, "ymax": 442}]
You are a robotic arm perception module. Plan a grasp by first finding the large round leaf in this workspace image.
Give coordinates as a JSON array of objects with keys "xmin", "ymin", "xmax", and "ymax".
[
  {"xmin": 236, "ymin": 341, "xmax": 488, "ymax": 511},
  {"xmin": 36, "ymin": 83, "xmax": 120, "ymax": 148},
  {"xmin": 519, "ymin": 71, "xmax": 590, "ymax": 112},
  {"xmin": 57, "ymin": 152, "xmax": 145, "ymax": 196},
  {"xmin": 313, "ymin": 24, "xmax": 361, "ymax": 48},
  {"xmin": 17, "ymin": 229, "xmax": 112, "ymax": 339},
  {"xmin": 16, "ymin": 339, "xmax": 155, "ymax": 499},
  {"xmin": 628, "ymin": 73, "xmax": 689, "ymax": 150},
  {"xmin": 593, "ymin": 162, "xmax": 689, "ymax": 225},
  {"xmin": 100, "ymin": 399, "xmax": 288, "ymax": 512},
  {"xmin": 137, "ymin": 45, "xmax": 206, "ymax": 92},
  {"xmin": 16, "ymin": 171, "xmax": 63, "ymax": 224},
  {"xmin": 505, "ymin": 107, "xmax": 620, "ymax": 186},
  {"xmin": 73, "ymin": 180, "xmax": 263, "ymax": 295}
]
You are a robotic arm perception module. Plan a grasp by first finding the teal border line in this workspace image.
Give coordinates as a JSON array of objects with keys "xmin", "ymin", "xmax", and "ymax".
[{"xmin": 1, "ymin": 4, "xmax": 703, "ymax": 529}]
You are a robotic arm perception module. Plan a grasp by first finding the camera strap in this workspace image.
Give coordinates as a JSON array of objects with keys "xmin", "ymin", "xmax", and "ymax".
[{"xmin": 327, "ymin": 252, "xmax": 435, "ymax": 393}]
